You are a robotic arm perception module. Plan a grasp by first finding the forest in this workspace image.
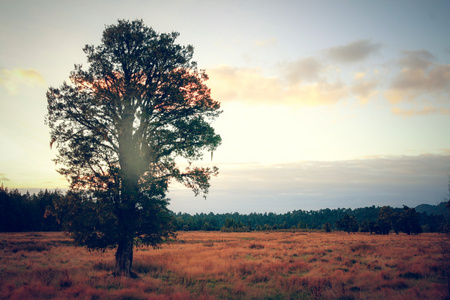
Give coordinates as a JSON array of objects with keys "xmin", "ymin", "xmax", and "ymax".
[{"xmin": 1, "ymin": 186, "xmax": 447, "ymax": 234}]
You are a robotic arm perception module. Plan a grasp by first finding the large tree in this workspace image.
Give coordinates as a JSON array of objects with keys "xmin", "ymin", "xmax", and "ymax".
[{"xmin": 46, "ymin": 20, "xmax": 221, "ymax": 277}]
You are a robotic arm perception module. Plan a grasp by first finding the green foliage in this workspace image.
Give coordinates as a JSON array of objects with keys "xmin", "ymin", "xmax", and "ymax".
[
  {"xmin": 374, "ymin": 206, "xmax": 422, "ymax": 235},
  {"xmin": 1, "ymin": 186, "xmax": 446, "ymax": 236},
  {"xmin": 45, "ymin": 19, "xmax": 221, "ymax": 276},
  {"xmin": 323, "ymin": 222, "xmax": 332, "ymax": 232},
  {"xmin": 336, "ymin": 214, "xmax": 359, "ymax": 233},
  {"xmin": 48, "ymin": 190, "xmax": 175, "ymax": 250},
  {"xmin": 220, "ymin": 218, "xmax": 249, "ymax": 232},
  {"xmin": 50, "ymin": 191, "xmax": 120, "ymax": 250},
  {"xmin": 171, "ymin": 203, "xmax": 446, "ymax": 233},
  {"xmin": 359, "ymin": 219, "xmax": 371, "ymax": 233},
  {"xmin": 377, "ymin": 206, "xmax": 393, "ymax": 234},
  {"xmin": 46, "ymin": 19, "xmax": 221, "ymax": 194},
  {"xmin": 0, "ymin": 186, "xmax": 62, "ymax": 232},
  {"xmin": 400, "ymin": 206, "xmax": 422, "ymax": 235}
]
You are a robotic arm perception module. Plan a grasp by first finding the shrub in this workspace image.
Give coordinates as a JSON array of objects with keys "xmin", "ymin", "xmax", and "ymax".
[
  {"xmin": 399, "ymin": 272, "xmax": 423, "ymax": 279},
  {"xmin": 249, "ymin": 243, "xmax": 264, "ymax": 249},
  {"xmin": 350, "ymin": 242, "xmax": 375, "ymax": 252}
]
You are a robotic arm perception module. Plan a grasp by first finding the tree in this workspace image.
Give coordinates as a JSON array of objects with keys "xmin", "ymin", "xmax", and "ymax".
[
  {"xmin": 377, "ymin": 206, "xmax": 393, "ymax": 235},
  {"xmin": 391, "ymin": 211, "xmax": 403, "ymax": 234},
  {"xmin": 336, "ymin": 214, "xmax": 359, "ymax": 233},
  {"xmin": 323, "ymin": 222, "xmax": 332, "ymax": 233},
  {"xmin": 359, "ymin": 219, "xmax": 371, "ymax": 233},
  {"xmin": 401, "ymin": 206, "xmax": 421, "ymax": 235},
  {"xmin": 46, "ymin": 20, "xmax": 221, "ymax": 277}
]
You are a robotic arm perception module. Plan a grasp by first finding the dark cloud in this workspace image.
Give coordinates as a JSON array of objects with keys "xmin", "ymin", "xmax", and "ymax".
[
  {"xmin": 169, "ymin": 155, "xmax": 450, "ymax": 214},
  {"xmin": 326, "ymin": 40, "xmax": 382, "ymax": 63},
  {"xmin": 391, "ymin": 50, "xmax": 450, "ymax": 91},
  {"xmin": 398, "ymin": 50, "xmax": 435, "ymax": 70},
  {"xmin": 386, "ymin": 50, "xmax": 450, "ymax": 108},
  {"xmin": 391, "ymin": 63, "xmax": 450, "ymax": 92}
]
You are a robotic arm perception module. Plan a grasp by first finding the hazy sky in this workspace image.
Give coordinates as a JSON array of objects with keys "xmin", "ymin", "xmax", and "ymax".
[{"xmin": 1, "ymin": 0, "xmax": 450, "ymax": 213}]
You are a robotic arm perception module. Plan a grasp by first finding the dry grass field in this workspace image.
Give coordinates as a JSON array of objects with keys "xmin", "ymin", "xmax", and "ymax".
[{"xmin": 0, "ymin": 231, "xmax": 448, "ymax": 299}]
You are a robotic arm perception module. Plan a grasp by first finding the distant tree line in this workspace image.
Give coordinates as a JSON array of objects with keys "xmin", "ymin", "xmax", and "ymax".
[
  {"xmin": 0, "ymin": 186, "xmax": 62, "ymax": 232},
  {"xmin": 0, "ymin": 185, "xmax": 447, "ymax": 234},
  {"xmin": 335, "ymin": 205, "xmax": 423, "ymax": 235},
  {"xmin": 173, "ymin": 204, "xmax": 447, "ymax": 234}
]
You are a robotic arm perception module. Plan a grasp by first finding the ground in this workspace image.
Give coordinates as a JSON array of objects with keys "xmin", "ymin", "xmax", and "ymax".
[{"xmin": 0, "ymin": 231, "xmax": 448, "ymax": 299}]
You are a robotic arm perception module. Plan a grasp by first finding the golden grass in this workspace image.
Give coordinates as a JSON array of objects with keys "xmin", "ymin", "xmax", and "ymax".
[{"xmin": 0, "ymin": 231, "xmax": 447, "ymax": 299}]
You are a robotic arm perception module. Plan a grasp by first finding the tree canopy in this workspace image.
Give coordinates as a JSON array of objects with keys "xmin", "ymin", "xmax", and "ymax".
[{"xmin": 46, "ymin": 19, "xmax": 221, "ymax": 277}]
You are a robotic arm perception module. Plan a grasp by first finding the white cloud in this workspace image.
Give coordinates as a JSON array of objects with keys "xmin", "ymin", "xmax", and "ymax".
[
  {"xmin": 286, "ymin": 81, "xmax": 347, "ymax": 106},
  {"xmin": 391, "ymin": 106, "xmax": 450, "ymax": 116},
  {"xmin": 351, "ymin": 79, "xmax": 378, "ymax": 104},
  {"xmin": 354, "ymin": 72, "xmax": 366, "ymax": 80},
  {"xmin": 207, "ymin": 65, "xmax": 283, "ymax": 104},
  {"xmin": 207, "ymin": 64, "xmax": 348, "ymax": 107},
  {"xmin": 384, "ymin": 50, "xmax": 450, "ymax": 115},
  {"xmin": 254, "ymin": 37, "xmax": 277, "ymax": 47},
  {"xmin": 282, "ymin": 57, "xmax": 323, "ymax": 84},
  {"xmin": 0, "ymin": 68, "xmax": 46, "ymax": 95},
  {"xmin": 207, "ymin": 45, "xmax": 449, "ymax": 115}
]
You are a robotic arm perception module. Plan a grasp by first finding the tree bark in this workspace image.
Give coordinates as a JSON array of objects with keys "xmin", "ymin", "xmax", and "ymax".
[
  {"xmin": 114, "ymin": 184, "xmax": 138, "ymax": 278},
  {"xmin": 115, "ymin": 237, "xmax": 134, "ymax": 277}
]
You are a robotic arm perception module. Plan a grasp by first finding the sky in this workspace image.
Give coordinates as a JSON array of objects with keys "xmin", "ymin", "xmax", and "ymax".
[{"xmin": 1, "ymin": 0, "xmax": 450, "ymax": 214}]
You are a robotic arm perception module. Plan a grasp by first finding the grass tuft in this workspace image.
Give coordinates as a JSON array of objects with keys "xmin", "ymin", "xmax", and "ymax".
[{"xmin": 93, "ymin": 260, "xmax": 114, "ymax": 272}]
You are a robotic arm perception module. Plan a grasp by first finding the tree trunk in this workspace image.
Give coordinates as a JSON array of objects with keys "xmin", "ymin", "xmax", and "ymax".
[
  {"xmin": 114, "ymin": 110, "xmax": 139, "ymax": 278},
  {"xmin": 115, "ymin": 237, "xmax": 134, "ymax": 277}
]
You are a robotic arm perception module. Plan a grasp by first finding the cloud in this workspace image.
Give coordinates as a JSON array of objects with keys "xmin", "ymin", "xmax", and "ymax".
[
  {"xmin": 254, "ymin": 37, "xmax": 277, "ymax": 47},
  {"xmin": 391, "ymin": 106, "xmax": 450, "ymax": 116},
  {"xmin": 169, "ymin": 155, "xmax": 450, "ymax": 213},
  {"xmin": 394, "ymin": 63, "xmax": 450, "ymax": 92},
  {"xmin": 208, "ymin": 45, "xmax": 447, "ymax": 111},
  {"xmin": 207, "ymin": 64, "xmax": 348, "ymax": 106},
  {"xmin": 384, "ymin": 50, "xmax": 450, "ymax": 115},
  {"xmin": 354, "ymin": 72, "xmax": 366, "ymax": 80},
  {"xmin": 389, "ymin": 51, "xmax": 450, "ymax": 92},
  {"xmin": 282, "ymin": 57, "xmax": 323, "ymax": 84},
  {"xmin": 351, "ymin": 78, "xmax": 378, "ymax": 104},
  {"xmin": 398, "ymin": 50, "xmax": 435, "ymax": 70},
  {"xmin": 287, "ymin": 81, "xmax": 347, "ymax": 106},
  {"xmin": 0, "ymin": 68, "xmax": 46, "ymax": 95},
  {"xmin": 207, "ymin": 65, "xmax": 283, "ymax": 103},
  {"xmin": 0, "ymin": 173, "xmax": 10, "ymax": 182},
  {"xmin": 326, "ymin": 39, "xmax": 382, "ymax": 63}
]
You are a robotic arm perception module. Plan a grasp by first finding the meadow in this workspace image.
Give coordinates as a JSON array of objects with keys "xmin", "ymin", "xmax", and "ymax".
[{"xmin": 0, "ymin": 231, "xmax": 448, "ymax": 299}]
